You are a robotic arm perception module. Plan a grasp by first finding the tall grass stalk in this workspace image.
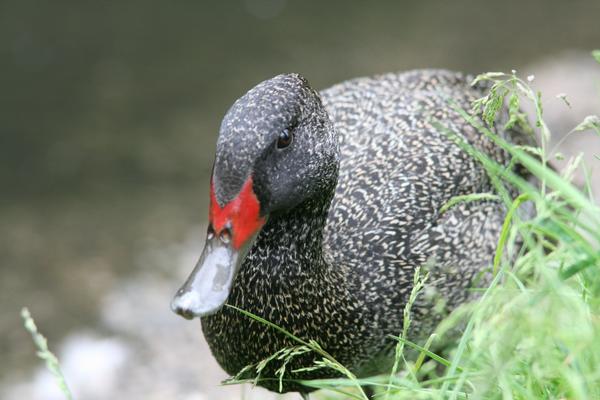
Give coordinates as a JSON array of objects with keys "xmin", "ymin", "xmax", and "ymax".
[{"xmin": 21, "ymin": 307, "xmax": 73, "ymax": 400}]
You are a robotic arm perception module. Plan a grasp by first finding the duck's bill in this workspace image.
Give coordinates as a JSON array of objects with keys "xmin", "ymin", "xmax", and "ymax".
[
  {"xmin": 170, "ymin": 238, "xmax": 247, "ymax": 319},
  {"xmin": 171, "ymin": 173, "xmax": 266, "ymax": 319}
]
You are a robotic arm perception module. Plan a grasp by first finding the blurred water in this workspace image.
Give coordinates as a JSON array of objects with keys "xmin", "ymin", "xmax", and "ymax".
[{"xmin": 1, "ymin": 1, "xmax": 599, "ymax": 398}]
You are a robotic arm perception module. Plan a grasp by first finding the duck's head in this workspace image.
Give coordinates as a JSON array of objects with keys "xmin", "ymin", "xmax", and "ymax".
[{"xmin": 171, "ymin": 73, "xmax": 338, "ymax": 319}]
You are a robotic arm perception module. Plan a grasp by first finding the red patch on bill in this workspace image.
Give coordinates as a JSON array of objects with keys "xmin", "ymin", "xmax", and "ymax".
[{"xmin": 209, "ymin": 176, "xmax": 266, "ymax": 249}]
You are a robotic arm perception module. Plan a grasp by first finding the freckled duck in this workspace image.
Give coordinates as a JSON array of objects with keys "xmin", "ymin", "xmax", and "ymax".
[{"xmin": 171, "ymin": 70, "xmax": 531, "ymax": 396}]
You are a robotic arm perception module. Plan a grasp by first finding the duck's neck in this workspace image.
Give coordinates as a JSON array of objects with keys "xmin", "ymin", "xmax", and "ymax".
[
  {"xmin": 226, "ymin": 189, "xmax": 365, "ymax": 353},
  {"xmin": 245, "ymin": 195, "xmax": 334, "ymax": 280},
  {"xmin": 229, "ymin": 184, "xmax": 356, "ymax": 321}
]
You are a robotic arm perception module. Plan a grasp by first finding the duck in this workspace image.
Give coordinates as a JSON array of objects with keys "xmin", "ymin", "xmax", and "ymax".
[{"xmin": 171, "ymin": 70, "xmax": 531, "ymax": 397}]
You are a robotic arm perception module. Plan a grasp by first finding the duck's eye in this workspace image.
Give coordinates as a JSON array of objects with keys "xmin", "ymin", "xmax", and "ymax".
[{"xmin": 277, "ymin": 128, "xmax": 293, "ymax": 149}]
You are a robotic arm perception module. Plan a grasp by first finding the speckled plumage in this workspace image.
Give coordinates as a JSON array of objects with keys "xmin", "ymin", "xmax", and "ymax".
[{"xmin": 199, "ymin": 70, "xmax": 531, "ymax": 394}]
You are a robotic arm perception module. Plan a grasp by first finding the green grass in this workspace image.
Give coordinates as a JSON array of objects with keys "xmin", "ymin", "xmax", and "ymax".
[{"xmin": 21, "ymin": 307, "xmax": 73, "ymax": 400}]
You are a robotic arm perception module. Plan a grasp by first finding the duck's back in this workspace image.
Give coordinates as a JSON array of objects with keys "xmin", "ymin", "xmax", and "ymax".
[{"xmin": 321, "ymin": 70, "xmax": 529, "ymax": 342}]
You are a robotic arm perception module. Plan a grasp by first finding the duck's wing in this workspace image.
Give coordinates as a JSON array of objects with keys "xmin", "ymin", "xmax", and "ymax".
[{"xmin": 322, "ymin": 69, "xmax": 533, "ymax": 271}]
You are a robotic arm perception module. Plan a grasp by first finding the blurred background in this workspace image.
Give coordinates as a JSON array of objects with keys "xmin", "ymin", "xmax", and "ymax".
[{"xmin": 1, "ymin": 1, "xmax": 599, "ymax": 399}]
